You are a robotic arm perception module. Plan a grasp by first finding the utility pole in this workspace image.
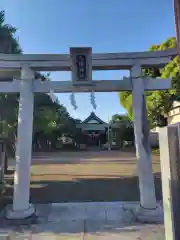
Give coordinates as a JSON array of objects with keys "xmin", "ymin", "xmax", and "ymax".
[{"xmin": 107, "ymin": 116, "xmax": 111, "ymax": 151}]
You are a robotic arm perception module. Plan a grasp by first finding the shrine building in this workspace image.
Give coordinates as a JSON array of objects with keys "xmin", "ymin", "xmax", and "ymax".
[{"xmin": 76, "ymin": 112, "xmax": 117, "ymax": 147}]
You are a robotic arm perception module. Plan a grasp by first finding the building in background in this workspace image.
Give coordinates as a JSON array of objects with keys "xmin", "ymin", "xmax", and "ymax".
[
  {"xmin": 76, "ymin": 112, "xmax": 118, "ymax": 149},
  {"xmin": 167, "ymin": 100, "xmax": 180, "ymax": 125}
]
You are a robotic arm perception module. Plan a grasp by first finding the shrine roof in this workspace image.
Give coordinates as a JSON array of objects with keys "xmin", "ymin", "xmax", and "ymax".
[{"xmin": 82, "ymin": 112, "xmax": 107, "ymax": 124}]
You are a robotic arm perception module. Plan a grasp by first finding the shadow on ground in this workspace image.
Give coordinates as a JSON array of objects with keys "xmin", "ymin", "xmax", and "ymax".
[{"xmin": 4, "ymin": 174, "xmax": 162, "ymax": 203}]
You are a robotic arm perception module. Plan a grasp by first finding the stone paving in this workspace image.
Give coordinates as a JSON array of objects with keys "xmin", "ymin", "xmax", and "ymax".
[{"xmin": 0, "ymin": 202, "xmax": 165, "ymax": 239}]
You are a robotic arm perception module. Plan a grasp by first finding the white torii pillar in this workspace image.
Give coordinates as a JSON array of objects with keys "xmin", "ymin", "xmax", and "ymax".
[
  {"xmin": 131, "ymin": 65, "xmax": 162, "ymax": 222},
  {"xmin": 6, "ymin": 66, "xmax": 35, "ymax": 219}
]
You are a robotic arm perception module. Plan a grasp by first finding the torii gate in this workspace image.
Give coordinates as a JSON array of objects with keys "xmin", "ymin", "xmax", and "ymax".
[{"xmin": 0, "ymin": 47, "xmax": 177, "ymax": 221}]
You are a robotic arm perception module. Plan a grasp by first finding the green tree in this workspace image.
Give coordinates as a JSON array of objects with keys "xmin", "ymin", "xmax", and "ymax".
[
  {"xmin": 0, "ymin": 10, "xmax": 22, "ymax": 143},
  {"xmin": 33, "ymin": 93, "xmax": 77, "ymax": 150},
  {"xmin": 119, "ymin": 37, "xmax": 179, "ymax": 128},
  {"xmin": 0, "ymin": 10, "xmax": 78, "ymax": 152},
  {"xmin": 0, "ymin": 10, "xmax": 22, "ymax": 54},
  {"xmin": 111, "ymin": 114, "xmax": 132, "ymax": 125},
  {"xmin": 110, "ymin": 114, "xmax": 134, "ymax": 147}
]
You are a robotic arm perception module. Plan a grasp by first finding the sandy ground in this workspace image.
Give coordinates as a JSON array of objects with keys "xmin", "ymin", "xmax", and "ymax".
[{"xmin": 6, "ymin": 150, "xmax": 162, "ymax": 203}]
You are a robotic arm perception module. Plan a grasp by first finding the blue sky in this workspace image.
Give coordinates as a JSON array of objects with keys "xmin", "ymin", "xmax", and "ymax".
[{"xmin": 0, "ymin": 0, "xmax": 176, "ymax": 121}]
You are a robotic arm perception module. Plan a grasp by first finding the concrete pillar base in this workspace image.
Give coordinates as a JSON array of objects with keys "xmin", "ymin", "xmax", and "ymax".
[
  {"xmin": 135, "ymin": 204, "xmax": 163, "ymax": 223},
  {"xmin": 5, "ymin": 204, "xmax": 35, "ymax": 220}
]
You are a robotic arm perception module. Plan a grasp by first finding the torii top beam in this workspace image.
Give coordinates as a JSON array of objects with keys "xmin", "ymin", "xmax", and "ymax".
[{"xmin": 0, "ymin": 48, "xmax": 177, "ymax": 72}]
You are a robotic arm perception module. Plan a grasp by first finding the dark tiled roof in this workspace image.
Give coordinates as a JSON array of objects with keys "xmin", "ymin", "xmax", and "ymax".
[{"xmin": 82, "ymin": 112, "xmax": 107, "ymax": 124}]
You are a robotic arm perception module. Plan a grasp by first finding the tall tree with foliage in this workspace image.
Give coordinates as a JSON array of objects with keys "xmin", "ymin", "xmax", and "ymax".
[
  {"xmin": 110, "ymin": 114, "xmax": 134, "ymax": 147},
  {"xmin": 119, "ymin": 37, "xmax": 179, "ymax": 128},
  {"xmin": 0, "ymin": 10, "xmax": 22, "ymax": 143},
  {"xmin": 0, "ymin": 10, "xmax": 22, "ymax": 54},
  {"xmin": 33, "ymin": 93, "xmax": 76, "ymax": 150},
  {"xmin": 0, "ymin": 10, "xmax": 78, "ymax": 152}
]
